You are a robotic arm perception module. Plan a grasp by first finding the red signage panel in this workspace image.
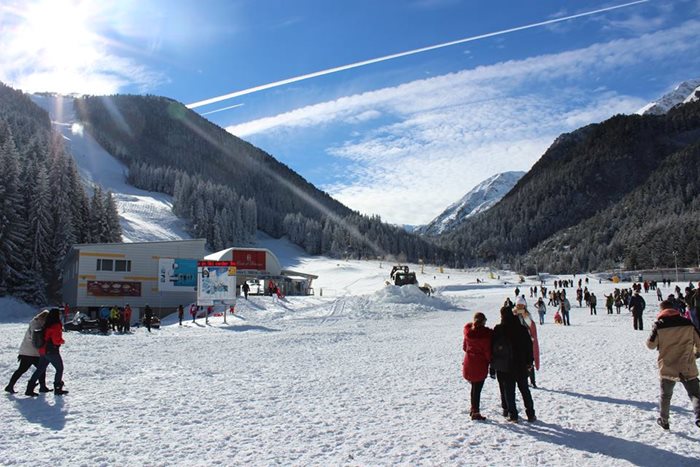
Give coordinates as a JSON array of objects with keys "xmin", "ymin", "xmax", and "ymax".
[
  {"xmin": 197, "ymin": 261, "xmax": 237, "ymax": 267},
  {"xmin": 87, "ymin": 281, "xmax": 142, "ymax": 297},
  {"xmin": 233, "ymin": 250, "xmax": 266, "ymax": 270}
]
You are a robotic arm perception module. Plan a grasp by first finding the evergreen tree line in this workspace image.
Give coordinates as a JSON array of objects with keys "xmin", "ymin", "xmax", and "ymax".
[
  {"xmin": 439, "ymin": 100, "xmax": 700, "ymax": 273},
  {"xmin": 77, "ymin": 94, "xmax": 449, "ymax": 263},
  {"xmin": 0, "ymin": 84, "xmax": 122, "ymax": 303},
  {"xmin": 127, "ymin": 161, "xmax": 257, "ymax": 251}
]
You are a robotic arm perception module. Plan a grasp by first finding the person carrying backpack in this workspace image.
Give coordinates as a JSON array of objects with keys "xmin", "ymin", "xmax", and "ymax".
[
  {"xmin": 646, "ymin": 300, "xmax": 700, "ymax": 430},
  {"xmin": 4, "ymin": 310, "xmax": 51, "ymax": 394},
  {"xmin": 25, "ymin": 308, "xmax": 69, "ymax": 396},
  {"xmin": 462, "ymin": 312, "xmax": 493, "ymax": 421},
  {"xmin": 491, "ymin": 305, "xmax": 536, "ymax": 422}
]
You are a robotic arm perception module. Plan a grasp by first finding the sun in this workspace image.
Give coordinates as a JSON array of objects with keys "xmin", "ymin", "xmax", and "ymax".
[
  {"xmin": 20, "ymin": 0, "xmax": 99, "ymax": 69},
  {"xmin": 1, "ymin": 0, "xmax": 121, "ymax": 94}
]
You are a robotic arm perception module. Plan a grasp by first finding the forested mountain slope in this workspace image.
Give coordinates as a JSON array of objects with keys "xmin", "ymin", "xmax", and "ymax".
[
  {"xmin": 440, "ymin": 100, "xmax": 700, "ymax": 273},
  {"xmin": 0, "ymin": 83, "xmax": 121, "ymax": 303},
  {"xmin": 75, "ymin": 95, "xmax": 446, "ymax": 262}
]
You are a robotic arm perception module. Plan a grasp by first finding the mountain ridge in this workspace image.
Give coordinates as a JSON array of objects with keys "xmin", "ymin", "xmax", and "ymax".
[{"xmin": 416, "ymin": 171, "xmax": 525, "ymax": 236}]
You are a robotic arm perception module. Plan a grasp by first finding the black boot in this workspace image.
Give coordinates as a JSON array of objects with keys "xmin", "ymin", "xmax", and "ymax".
[
  {"xmin": 54, "ymin": 382, "xmax": 69, "ymax": 396},
  {"xmin": 4, "ymin": 384, "xmax": 16, "ymax": 394},
  {"xmin": 25, "ymin": 381, "xmax": 38, "ymax": 397}
]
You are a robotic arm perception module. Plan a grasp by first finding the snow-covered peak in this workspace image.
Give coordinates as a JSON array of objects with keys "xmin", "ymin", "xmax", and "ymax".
[
  {"xmin": 416, "ymin": 171, "xmax": 525, "ymax": 236},
  {"xmin": 637, "ymin": 79, "xmax": 700, "ymax": 115}
]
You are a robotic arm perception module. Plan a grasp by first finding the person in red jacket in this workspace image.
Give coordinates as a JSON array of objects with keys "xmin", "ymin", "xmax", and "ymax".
[
  {"xmin": 25, "ymin": 308, "xmax": 69, "ymax": 396},
  {"xmin": 462, "ymin": 312, "xmax": 493, "ymax": 421}
]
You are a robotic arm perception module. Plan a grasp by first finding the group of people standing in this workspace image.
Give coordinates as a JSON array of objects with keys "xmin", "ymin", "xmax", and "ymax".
[
  {"xmin": 462, "ymin": 296, "xmax": 539, "ymax": 422},
  {"xmin": 5, "ymin": 308, "xmax": 69, "ymax": 397},
  {"xmin": 98, "ymin": 304, "xmax": 134, "ymax": 334}
]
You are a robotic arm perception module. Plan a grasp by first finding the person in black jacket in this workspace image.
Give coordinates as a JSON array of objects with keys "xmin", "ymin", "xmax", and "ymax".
[
  {"xmin": 144, "ymin": 305, "xmax": 153, "ymax": 333},
  {"xmin": 629, "ymin": 291, "xmax": 646, "ymax": 331},
  {"xmin": 491, "ymin": 306, "xmax": 536, "ymax": 422}
]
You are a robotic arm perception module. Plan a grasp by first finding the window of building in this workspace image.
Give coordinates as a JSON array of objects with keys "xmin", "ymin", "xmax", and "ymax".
[
  {"xmin": 96, "ymin": 259, "xmax": 113, "ymax": 271},
  {"xmin": 96, "ymin": 258, "xmax": 131, "ymax": 272}
]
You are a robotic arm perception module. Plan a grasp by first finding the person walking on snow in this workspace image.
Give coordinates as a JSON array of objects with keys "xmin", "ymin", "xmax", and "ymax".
[
  {"xmin": 630, "ymin": 290, "xmax": 646, "ymax": 331},
  {"xmin": 144, "ymin": 305, "xmax": 154, "ymax": 333},
  {"xmin": 177, "ymin": 304, "xmax": 184, "ymax": 326},
  {"xmin": 462, "ymin": 312, "xmax": 493, "ymax": 421},
  {"xmin": 559, "ymin": 295, "xmax": 572, "ymax": 326},
  {"xmin": 646, "ymin": 300, "xmax": 700, "ymax": 430},
  {"xmin": 5, "ymin": 310, "xmax": 51, "ymax": 394},
  {"xmin": 535, "ymin": 297, "xmax": 547, "ymax": 325},
  {"xmin": 589, "ymin": 293, "xmax": 597, "ymax": 316},
  {"xmin": 25, "ymin": 308, "xmax": 69, "ymax": 396}
]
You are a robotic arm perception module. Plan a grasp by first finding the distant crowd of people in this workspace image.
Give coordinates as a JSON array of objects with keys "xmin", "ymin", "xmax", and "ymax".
[{"xmin": 462, "ymin": 279, "xmax": 700, "ymax": 430}]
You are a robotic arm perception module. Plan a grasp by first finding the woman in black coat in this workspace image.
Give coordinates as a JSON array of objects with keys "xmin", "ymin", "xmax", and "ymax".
[{"xmin": 491, "ymin": 306, "xmax": 536, "ymax": 422}]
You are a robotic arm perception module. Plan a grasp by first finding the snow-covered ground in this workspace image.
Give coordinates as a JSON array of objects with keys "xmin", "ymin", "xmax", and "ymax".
[
  {"xmin": 30, "ymin": 94, "xmax": 191, "ymax": 243},
  {"xmin": 2, "ymin": 239, "xmax": 700, "ymax": 465}
]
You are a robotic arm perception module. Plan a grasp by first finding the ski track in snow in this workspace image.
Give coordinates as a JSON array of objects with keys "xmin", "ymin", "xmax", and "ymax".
[
  {"xmin": 29, "ymin": 95, "xmax": 191, "ymax": 243},
  {"xmin": 2, "ymin": 252, "xmax": 700, "ymax": 466}
]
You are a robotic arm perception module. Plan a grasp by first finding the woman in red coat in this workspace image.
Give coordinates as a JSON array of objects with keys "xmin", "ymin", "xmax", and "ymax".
[{"xmin": 462, "ymin": 312, "xmax": 493, "ymax": 420}]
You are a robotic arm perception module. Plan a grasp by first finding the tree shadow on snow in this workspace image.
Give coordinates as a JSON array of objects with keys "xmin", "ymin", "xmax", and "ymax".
[
  {"xmin": 502, "ymin": 420, "xmax": 697, "ymax": 466},
  {"xmin": 538, "ymin": 387, "xmax": 691, "ymax": 413},
  {"xmin": 12, "ymin": 394, "xmax": 66, "ymax": 430}
]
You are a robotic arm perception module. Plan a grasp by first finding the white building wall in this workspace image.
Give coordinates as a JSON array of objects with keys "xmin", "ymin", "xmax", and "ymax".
[{"xmin": 65, "ymin": 240, "xmax": 207, "ymax": 315}]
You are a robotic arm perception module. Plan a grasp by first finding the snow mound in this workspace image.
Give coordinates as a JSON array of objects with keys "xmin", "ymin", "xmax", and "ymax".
[{"xmin": 373, "ymin": 284, "xmax": 448, "ymax": 308}]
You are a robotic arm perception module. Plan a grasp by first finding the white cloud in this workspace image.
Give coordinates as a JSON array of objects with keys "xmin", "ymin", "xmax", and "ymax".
[
  {"xmin": 226, "ymin": 21, "xmax": 696, "ymax": 224},
  {"xmin": 0, "ymin": 0, "xmax": 163, "ymax": 95}
]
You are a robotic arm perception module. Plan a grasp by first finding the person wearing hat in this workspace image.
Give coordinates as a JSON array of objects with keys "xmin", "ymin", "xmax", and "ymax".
[
  {"xmin": 4, "ymin": 310, "xmax": 52, "ymax": 394},
  {"xmin": 646, "ymin": 300, "xmax": 700, "ymax": 430},
  {"xmin": 462, "ymin": 312, "xmax": 493, "ymax": 421},
  {"xmin": 514, "ymin": 297, "xmax": 541, "ymax": 389},
  {"xmin": 630, "ymin": 290, "xmax": 647, "ymax": 331}
]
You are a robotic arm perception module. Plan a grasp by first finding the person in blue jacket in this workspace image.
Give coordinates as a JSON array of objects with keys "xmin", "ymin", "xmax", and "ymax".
[{"xmin": 99, "ymin": 306, "xmax": 110, "ymax": 334}]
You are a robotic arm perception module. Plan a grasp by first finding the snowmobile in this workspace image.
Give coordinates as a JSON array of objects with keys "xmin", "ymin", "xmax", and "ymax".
[
  {"xmin": 390, "ymin": 265, "xmax": 432, "ymax": 295},
  {"xmin": 64, "ymin": 313, "xmax": 101, "ymax": 333}
]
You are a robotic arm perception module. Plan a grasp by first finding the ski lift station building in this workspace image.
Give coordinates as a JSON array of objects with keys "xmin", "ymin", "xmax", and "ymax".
[{"xmin": 62, "ymin": 239, "xmax": 317, "ymax": 317}]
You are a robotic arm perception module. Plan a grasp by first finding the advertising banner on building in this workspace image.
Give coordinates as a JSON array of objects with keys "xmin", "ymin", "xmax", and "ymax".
[
  {"xmin": 233, "ymin": 250, "xmax": 266, "ymax": 271},
  {"xmin": 87, "ymin": 281, "xmax": 142, "ymax": 297},
  {"xmin": 158, "ymin": 258, "xmax": 198, "ymax": 292},
  {"xmin": 197, "ymin": 261, "xmax": 237, "ymax": 305}
]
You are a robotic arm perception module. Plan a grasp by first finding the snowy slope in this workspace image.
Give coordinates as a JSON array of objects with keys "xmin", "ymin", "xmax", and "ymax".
[
  {"xmin": 637, "ymin": 79, "xmax": 700, "ymax": 115},
  {"xmin": 3, "ymin": 237, "xmax": 699, "ymax": 466},
  {"xmin": 29, "ymin": 94, "xmax": 191, "ymax": 243},
  {"xmin": 417, "ymin": 171, "xmax": 525, "ymax": 236}
]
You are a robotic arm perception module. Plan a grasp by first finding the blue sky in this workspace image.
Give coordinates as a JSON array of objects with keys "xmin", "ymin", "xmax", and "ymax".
[{"xmin": 2, "ymin": 0, "xmax": 700, "ymax": 225}]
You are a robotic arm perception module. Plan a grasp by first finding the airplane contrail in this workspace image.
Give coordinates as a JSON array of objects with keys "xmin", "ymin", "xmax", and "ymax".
[
  {"xmin": 187, "ymin": 0, "xmax": 648, "ymax": 110},
  {"xmin": 200, "ymin": 103, "xmax": 245, "ymax": 116}
]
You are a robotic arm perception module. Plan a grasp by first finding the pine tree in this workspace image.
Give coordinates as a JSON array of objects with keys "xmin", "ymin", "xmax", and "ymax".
[
  {"xmin": 0, "ymin": 131, "xmax": 29, "ymax": 295},
  {"xmin": 103, "ymin": 191, "xmax": 123, "ymax": 242}
]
